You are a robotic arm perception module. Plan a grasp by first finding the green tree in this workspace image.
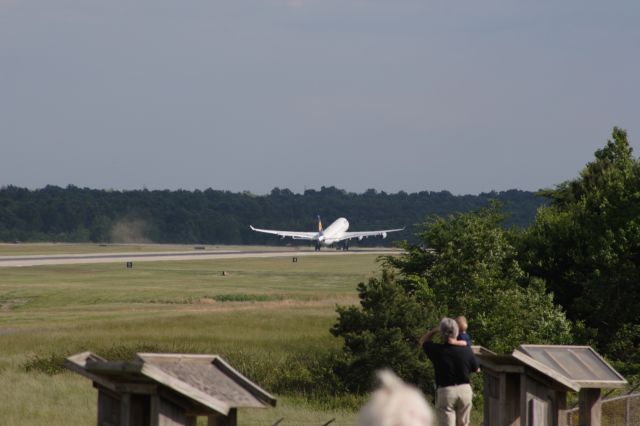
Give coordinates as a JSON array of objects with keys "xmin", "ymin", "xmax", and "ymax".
[
  {"xmin": 388, "ymin": 203, "xmax": 571, "ymax": 353},
  {"xmin": 520, "ymin": 127, "xmax": 640, "ymax": 362},
  {"xmin": 331, "ymin": 204, "xmax": 571, "ymax": 394}
]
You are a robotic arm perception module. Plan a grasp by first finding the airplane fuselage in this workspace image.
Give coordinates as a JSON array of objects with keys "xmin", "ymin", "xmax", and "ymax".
[{"xmin": 319, "ymin": 217, "xmax": 349, "ymax": 245}]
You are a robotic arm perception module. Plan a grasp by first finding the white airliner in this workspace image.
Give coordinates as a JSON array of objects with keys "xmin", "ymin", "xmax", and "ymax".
[{"xmin": 249, "ymin": 217, "xmax": 404, "ymax": 251}]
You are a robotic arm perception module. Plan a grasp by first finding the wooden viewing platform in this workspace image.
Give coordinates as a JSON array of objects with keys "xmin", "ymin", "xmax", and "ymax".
[
  {"xmin": 474, "ymin": 345, "xmax": 627, "ymax": 426},
  {"xmin": 65, "ymin": 351, "xmax": 277, "ymax": 426}
]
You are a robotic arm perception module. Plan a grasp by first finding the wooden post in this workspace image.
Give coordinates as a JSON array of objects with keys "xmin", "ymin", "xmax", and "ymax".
[
  {"xmin": 150, "ymin": 395, "xmax": 159, "ymax": 426},
  {"xmin": 498, "ymin": 372, "xmax": 507, "ymax": 426},
  {"xmin": 555, "ymin": 391, "xmax": 568, "ymax": 426},
  {"xmin": 579, "ymin": 389, "xmax": 601, "ymax": 426},
  {"xmin": 97, "ymin": 387, "xmax": 121, "ymax": 426},
  {"xmin": 119, "ymin": 393, "xmax": 131, "ymax": 426},
  {"xmin": 625, "ymin": 395, "xmax": 631, "ymax": 426},
  {"xmin": 520, "ymin": 375, "xmax": 529, "ymax": 426},
  {"xmin": 483, "ymin": 372, "xmax": 492, "ymax": 426}
]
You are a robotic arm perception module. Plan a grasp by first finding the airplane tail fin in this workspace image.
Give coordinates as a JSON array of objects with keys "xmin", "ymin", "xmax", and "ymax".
[{"xmin": 317, "ymin": 215, "xmax": 323, "ymax": 233}]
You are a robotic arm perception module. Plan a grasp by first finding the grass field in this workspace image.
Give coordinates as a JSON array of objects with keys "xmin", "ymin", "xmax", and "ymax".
[{"xmin": 0, "ymin": 252, "xmax": 383, "ymax": 425}]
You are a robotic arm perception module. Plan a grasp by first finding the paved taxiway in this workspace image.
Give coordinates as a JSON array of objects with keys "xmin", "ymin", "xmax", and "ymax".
[{"xmin": 0, "ymin": 248, "xmax": 400, "ymax": 267}]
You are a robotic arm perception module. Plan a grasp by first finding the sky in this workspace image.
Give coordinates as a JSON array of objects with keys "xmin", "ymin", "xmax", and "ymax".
[{"xmin": 1, "ymin": 0, "xmax": 639, "ymax": 195}]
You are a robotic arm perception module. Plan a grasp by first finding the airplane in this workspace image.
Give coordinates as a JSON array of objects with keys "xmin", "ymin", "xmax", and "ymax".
[{"xmin": 249, "ymin": 216, "xmax": 404, "ymax": 251}]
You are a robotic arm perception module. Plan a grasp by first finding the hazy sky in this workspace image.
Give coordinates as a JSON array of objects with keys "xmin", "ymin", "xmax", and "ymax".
[{"xmin": 2, "ymin": 0, "xmax": 639, "ymax": 195}]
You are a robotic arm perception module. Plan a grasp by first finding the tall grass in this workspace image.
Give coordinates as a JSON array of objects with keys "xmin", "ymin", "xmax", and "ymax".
[{"xmin": 0, "ymin": 254, "xmax": 382, "ymax": 425}]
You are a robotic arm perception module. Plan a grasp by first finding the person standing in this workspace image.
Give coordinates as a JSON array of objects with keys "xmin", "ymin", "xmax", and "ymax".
[{"xmin": 419, "ymin": 318, "xmax": 480, "ymax": 426}]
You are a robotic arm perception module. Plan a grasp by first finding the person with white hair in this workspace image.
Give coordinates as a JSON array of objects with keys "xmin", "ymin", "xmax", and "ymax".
[
  {"xmin": 419, "ymin": 318, "xmax": 480, "ymax": 426},
  {"xmin": 357, "ymin": 369, "xmax": 434, "ymax": 426}
]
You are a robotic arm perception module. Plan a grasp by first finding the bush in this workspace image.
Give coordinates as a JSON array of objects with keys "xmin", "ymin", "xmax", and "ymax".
[{"xmin": 331, "ymin": 270, "xmax": 436, "ymax": 394}]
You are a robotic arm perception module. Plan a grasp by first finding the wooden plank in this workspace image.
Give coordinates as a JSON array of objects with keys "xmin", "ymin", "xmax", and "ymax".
[
  {"xmin": 520, "ymin": 345, "xmax": 593, "ymax": 351},
  {"xmin": 139, "ymin": 353, "xmax": 217, "ymax": 360},
  {"xmin": 528, "ymin": 398, "xmax": 546, "ymax": 426},
  {"xmin": 505, "ymin": 373, "xmax": 521, "ymax": 426},
  {"xmin": 130, "ymin": 394, "xmax": 151, "ymax": 426},
  {"xmin": 115, "ymin": 383, "xmax": 157, "ymax": 394},
  {"xmin": 566, "ymin": 380, "xmax": 627, "ymax": 389},
  {"xmin": 525, "ymin": 376, "xmax": 554, "ymax": 426},
  {"xmin": 496, "ymin": 372, "xmax": 522, "ymax": 426},
  {"xmin": 476, "ymin": 356, "xmax": 525, "ymax": 373},
  {"xmin": 120, "ymin": 393, "xmax": 131, "ymax": 426},
  {"xmin": 482, "ymin": 371, "xmax": 493, "ymax": 426},
  {"xmin": 520, "ymin": 375, "xmax": 529, "ymax": 426},
  {"xmin": 97, "ymin": 389, "xmax": 121, "ymax": 426},
  {"xmin": 150, "ymin": 395, "xmax": 160, "ymax": 426},
  {"xmin": 88, "ymin": 376, "xmax": 118, "ymax": 393},
  {"xmin": 555, "ymin": 391, "xmax": 568, "ymax": 426},
  {"xmin": 498, "ymin": 372, "xmax": 507, "ymax": 426},
  {"xmin": 66, "ymin": 357, "xmax": 119, "ymax": 392},
  {"xmin": 525, "ymin": 368, "xmax": 577, "ymax": 393},
  {"xmin": 86, "ymin": 361, "xmax": 143, "ymax": 375},
  {"xmin": 579, "ymin": 388, "xmax": 601, "ymax": 426}
]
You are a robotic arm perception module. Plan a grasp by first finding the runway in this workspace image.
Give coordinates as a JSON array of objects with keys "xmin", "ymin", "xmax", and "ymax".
[{"xmin": 0, "ymin": 248, "xmax": 401, "ymax": 267}]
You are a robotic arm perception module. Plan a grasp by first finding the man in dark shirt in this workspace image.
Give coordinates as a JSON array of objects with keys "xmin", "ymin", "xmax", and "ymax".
[{"xmin": 420, "ymin": 318, "xmax": 480, "ymax": 426}]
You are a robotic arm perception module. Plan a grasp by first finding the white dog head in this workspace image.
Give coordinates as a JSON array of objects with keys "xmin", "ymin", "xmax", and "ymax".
[{"xmin": 356, "ymin": 369, "xmax": 433, "ymax": 426}]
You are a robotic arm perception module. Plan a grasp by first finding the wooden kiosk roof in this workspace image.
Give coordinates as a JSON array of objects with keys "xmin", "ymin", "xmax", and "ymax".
[
  {"xmin": 473, "ymin": 344, "xmax": 627, "ymax": 392},
  {"xmin": 65, "ymin": 351, "xmax": 277, "ymax": 416},
  {"xmin": 516, "ymin": 345, "xmax": 627, "ymax": 388}
]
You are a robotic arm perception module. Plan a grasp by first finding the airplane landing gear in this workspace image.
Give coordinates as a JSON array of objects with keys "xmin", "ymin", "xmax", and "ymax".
[{"xmin": 315, "ymin": 242, "xmax": 321, "ymax": 252}]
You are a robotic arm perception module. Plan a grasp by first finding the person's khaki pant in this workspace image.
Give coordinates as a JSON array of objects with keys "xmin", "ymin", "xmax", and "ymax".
[{"xmin": 435, "ymin": 384, "xmax": 473, "ymax": 426}]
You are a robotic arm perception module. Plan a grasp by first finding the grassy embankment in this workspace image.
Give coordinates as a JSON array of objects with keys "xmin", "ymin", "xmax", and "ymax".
[{"xmin": 0, "ymin": 252, "xmax": 381, "ymax": 425}]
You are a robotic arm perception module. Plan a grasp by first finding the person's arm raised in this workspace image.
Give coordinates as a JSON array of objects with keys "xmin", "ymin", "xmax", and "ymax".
[
  {"xmin": 418, "ymin": 326, "xmax": 440, "ymax": 346},
  {"xmin": 447, "ymin": 337, "xmax": 467, "ymax": 346}
]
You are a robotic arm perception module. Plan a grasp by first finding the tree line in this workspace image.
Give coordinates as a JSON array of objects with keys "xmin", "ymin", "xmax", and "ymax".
[{"xmin": 0, "ymin": 185, "xmax": 544, "ymax": 245}]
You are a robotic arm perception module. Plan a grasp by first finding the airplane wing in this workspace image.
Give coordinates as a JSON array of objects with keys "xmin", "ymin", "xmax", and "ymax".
[
  {"xmin": 338, "ymin": 227, "xmax": 405, "ymax": 241},
  {"xmin": 249, "ymin": 226, "xmax": 318, "ymax": 240}
]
